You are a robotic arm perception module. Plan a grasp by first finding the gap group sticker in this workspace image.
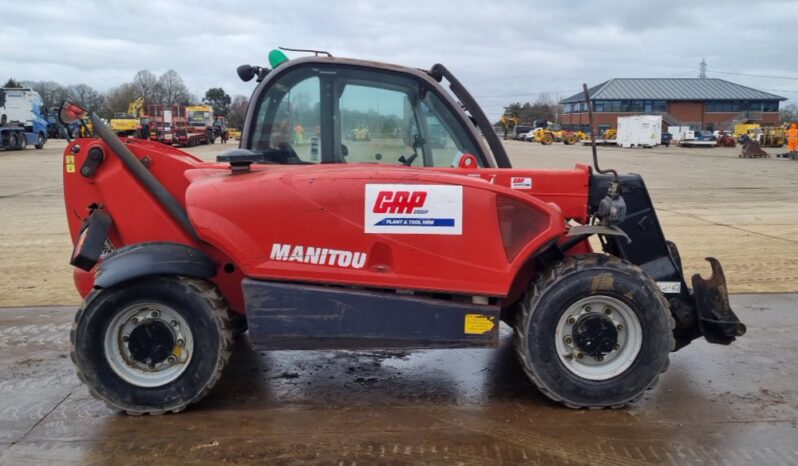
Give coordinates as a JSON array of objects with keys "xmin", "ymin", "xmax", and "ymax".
[
  {"xmin": 365, "ymin": 184, "xmax": 463, "ymax": 235},
  {"xmin": 510, "ymin": 176, "xmax": 532, "ymax": 189}
]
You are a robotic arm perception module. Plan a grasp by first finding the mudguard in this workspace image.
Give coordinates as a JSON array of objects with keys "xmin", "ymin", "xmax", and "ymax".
[{"xmin": 93, "ymin": 242, "xmax": 216, "ymax": 289}]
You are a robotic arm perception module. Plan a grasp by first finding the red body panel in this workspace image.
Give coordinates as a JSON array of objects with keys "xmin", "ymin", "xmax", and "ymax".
[{"xmin": 63, "ymin": 139, "xmax": 592, "ymax": 311}]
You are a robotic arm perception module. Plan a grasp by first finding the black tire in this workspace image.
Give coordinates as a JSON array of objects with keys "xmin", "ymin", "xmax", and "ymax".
[
  {"xmin": 18, "ymin": 133, "xmax": 27, "ymax": 150},
  {"xmin": 70, "ymin": 276, "xmax": 233, "ymax": 415},
  {"xmin": 35, "ymin": 133, "xmax": 45, "ymax": 149},
  {"xmin": 208, "ymin": 132, "xmax": 215, "ymax": 144},
  {"xmin": 8, "ymin": 133, "xmax": 18, "ymax": 150},
  {"xmin": 514, "ymin": 254, "xmax": 674, "ymax": 408}
]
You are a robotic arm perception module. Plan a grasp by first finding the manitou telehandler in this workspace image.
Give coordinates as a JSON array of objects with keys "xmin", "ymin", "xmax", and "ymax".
[{"xmin": 61, "ymin": 49, "xmax": 745, "ymax": 415}]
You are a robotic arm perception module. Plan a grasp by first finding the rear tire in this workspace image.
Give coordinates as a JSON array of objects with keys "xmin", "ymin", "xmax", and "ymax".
[
  {"xmin": 70, "ymin": 276, "xmax": 233, "ymax": 415},
  {"xmin": 8, "ymin": 133, "xmax": 18, "ymax": 150},
  {"xmin": 514, "ymin": 254, "xmax": 674, "ymax": 408},
  {"xmin": 18, "ymin": 133, "xmax": 27, "ymax": 150}
]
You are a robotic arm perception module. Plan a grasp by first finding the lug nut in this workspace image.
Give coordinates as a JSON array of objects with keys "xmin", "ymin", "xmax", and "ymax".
[
  {"xmin": 596, "ymin": 355, "xmax": 604, "ymax": 362},
  {"xmin": 170, "ymin": 320, "xmax": 178, "ymax": 327},
  {"xmin": 564, "ymin": 336, "xmax": 573, "ymax": 345},
  {"xmin": 604, "ymin": 307, "xmax": 612, "ymax": 315},
  {"xmin": 576, "ymin": 352, "xmax": 584, "ymax": 360},
  {"xmin": 151, "ymin": 310, "xmax": 160, "ymax": 318},
  {"xmin": 567, "ymin": 316, "xmax": 576, "ymax": 325},
  {"xmin": 614, "ymin": 344, "xmax": 621, "ymax": 351},
  {"xmin": 121, "ymin": 334, "xmax": 129, "ymax": 343},
  {"xmin": 617, "ymin": 324, "xmax": 624, "ymax": 331},
  {"xmin": 585, "ymin": 306, "xmax": 592, "ymax": 312},
  {"xmin": 131, "ymin": 317, "xmax": 139, "ymax": 324},
  {"xmin": 564, "ymin": 353, "xmax": 573, "ymax": 361},
  {"xmin": 167, "ymin": 356, "xmax": 176, "ymax": 364},
  {"xmin": 176, "ymin": 338, "xmax": 185, "ymax": 346}
]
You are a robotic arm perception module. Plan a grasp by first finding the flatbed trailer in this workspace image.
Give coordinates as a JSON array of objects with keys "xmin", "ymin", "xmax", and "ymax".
[
  {"xmin": 581, "ymin": 138, "xmax": 617, "ymax": 146},
  {"xmin": 173, "ymin": 129, "xmax": 209, "ymax": 147},
  {"xmin": 679, "ymin": 140, "xmax": 716, "ymax": 148}
]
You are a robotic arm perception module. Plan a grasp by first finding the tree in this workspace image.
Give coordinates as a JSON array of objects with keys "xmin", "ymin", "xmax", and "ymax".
[
  {"xmin": 101, "ymin": 83, "xmax": 139, "ymax": 119},
  {"xmin": 3, "ymin": 78, "xmax": 22, "ymax": 88},
  {"xmin": 68, "ymin": 84, "xmax": 104, "ymax": 111},
  {"xmin": 23, "ymin": 81, "xmax": 70, "ymax": 111},
  {"xmin": 500, "ymin": 95, "xmax": 563, "ymax": 125},
  {"xmin": 780, "ymin": 103, "xmax": 798, "ymax": 124},
  {"xmin": 133, "ymin": 70, "xmax": 161, "ymax": 104},
  {"xmin": 203, "ymin": 88, "xmax": 231, "ymax": 116},
  {"xmin": 157, "ymin": 69, "xmax": 189, "ymax": 106},
  {"xmin": 227, "ymin": 95, "xmax": 249, "ymax": 130}
]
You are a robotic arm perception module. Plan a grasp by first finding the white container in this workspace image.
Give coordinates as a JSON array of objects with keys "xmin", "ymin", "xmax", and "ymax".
[
  {"xmin": 616, "ymin": 115, "xmax": 662, "ymax": 148},
  {"xmin": 668, "ymin": 126, "xmax": 690, "ymax": 142}
]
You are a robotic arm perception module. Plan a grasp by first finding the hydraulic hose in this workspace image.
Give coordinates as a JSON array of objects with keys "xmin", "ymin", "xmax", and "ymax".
[{"xmin": 90, "ymin": 113, "xmax": 201, "ymax": 242}]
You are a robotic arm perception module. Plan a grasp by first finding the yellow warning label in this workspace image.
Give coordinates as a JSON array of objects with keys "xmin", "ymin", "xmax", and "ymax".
[
  {"xmin": 464, "ymin": 314, "xmax": 495, "ymax": 335},
  {"xmin": 65, "ymin": 155, "xmax": 75, "ymax": 164},
  {"xmin": 65, "ymin": 164, "xmax": 76, "ymax": 173}
]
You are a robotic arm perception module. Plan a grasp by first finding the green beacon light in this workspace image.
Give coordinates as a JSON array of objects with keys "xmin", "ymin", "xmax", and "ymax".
[{"xmin": 269, "ymin": 49, "xmax": 289, "ymax": 68}]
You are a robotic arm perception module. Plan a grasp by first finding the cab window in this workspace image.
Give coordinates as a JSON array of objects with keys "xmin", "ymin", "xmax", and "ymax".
[
  {"xmin": 334, "ymin": 69, "xmax": 481, "ymax": 167},
  {"xmin": 251, "ymin": 71, "xmax": 322, "ymax": 164}
]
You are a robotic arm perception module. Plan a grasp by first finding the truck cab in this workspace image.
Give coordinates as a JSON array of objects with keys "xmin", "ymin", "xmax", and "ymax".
[{"xmin": 0, "ymin": 88, "xmax": 48, "ymax": 150}]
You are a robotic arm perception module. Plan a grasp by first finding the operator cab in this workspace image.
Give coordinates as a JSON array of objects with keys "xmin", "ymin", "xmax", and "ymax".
[{"xmin": 232, "ymin": 55, "xmax": 499, "ymax": 169}]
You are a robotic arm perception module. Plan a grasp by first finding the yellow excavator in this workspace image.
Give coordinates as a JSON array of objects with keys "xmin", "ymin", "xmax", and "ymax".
[
  {"xmin": 500, "ymin": 115, "xmax": 520, "ymax": 140},
  {"xmin": 109, "ymin": 97, "xmax": 145, "ymax": 136}
]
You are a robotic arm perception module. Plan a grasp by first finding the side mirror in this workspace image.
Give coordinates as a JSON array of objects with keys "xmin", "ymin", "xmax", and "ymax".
[
  {"xmin": 58, "ymin": 101, "xmax": 88, "ymax": 125},
  {"xmin": 237, "ymin": 65, "xmax": 256, "ymax": 82}
]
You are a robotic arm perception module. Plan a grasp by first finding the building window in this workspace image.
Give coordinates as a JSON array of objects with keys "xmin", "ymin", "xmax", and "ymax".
[{"xmin": 705, "ymin": 100, "xmax": 779, "ymax": 113}]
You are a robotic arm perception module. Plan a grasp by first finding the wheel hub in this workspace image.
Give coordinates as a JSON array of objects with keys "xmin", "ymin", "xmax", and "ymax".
[
  {"xmin": 555, "ymin": 295, "xmax": 643, "ymax": 381},
  {"xmin": 127, "ymin": 320, "xmax": 175, "ymax": 367},
  {"xmin": 104, "ymin": 304, "xmax": 194, "ymax": 387},
  {"xmin": 572, "ymin": 314, "xmax": 618, "ymax": 358}
]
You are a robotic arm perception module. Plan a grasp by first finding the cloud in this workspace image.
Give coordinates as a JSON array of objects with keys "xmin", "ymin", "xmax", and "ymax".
[{"xmin": 2, "ymin": 0, "xmax": 795, "ymax": 119}]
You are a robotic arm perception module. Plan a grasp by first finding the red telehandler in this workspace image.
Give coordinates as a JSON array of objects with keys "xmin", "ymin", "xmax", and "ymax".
[{"xmin": 60, "ymin": 50, "xmax": 745, "ymax": 414}]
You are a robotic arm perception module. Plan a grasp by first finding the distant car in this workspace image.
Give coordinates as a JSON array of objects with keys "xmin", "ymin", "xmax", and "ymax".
[
  {"xmin": 694, "ymin": 131, "xmax": 717, "ymax": 142},
  {"xmin": 513, "ymin": 125, "xmax": 534, "ymax": 140},
  {"xmin": 661, "ymin": 132, "xmax": 672, "ymax": 147}
]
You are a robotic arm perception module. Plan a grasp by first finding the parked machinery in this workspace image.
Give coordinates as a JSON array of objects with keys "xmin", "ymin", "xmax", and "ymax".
[
  {"xmin": 60, "ymin": 51, "xmax": 746, "ymax": 415},
  {"xmin": 760, "ymin": 127, "xmax": 786, "ymax": 147},
  {"xmin": 110, "ymin": 97, "xmax": 145, "ymax": 137},
  {"xmin": 186, "ymin": 105, "xmax": 215, "ymax": 144}
]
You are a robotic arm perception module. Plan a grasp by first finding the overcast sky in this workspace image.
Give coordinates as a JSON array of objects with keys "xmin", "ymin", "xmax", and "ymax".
[{"xmin": 2, "ymin": 0, "xmax": 796, "ymax": 120}]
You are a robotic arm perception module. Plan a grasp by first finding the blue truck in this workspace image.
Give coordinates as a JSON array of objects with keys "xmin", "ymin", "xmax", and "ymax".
[{"xmin": 0, "ymin": 88, "xmax": 48, "ymax": 150}]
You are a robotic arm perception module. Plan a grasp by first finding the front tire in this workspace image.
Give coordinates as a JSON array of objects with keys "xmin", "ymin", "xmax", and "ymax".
[
  {"xmin": 514, "ymin": 254, "xmax": 674, "ymax": 408},
  {"xmin": 70, "ymin": 276, "xmax": 233, "ymax": 414}
]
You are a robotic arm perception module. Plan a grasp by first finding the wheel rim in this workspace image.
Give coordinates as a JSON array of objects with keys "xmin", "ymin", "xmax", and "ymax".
[
  {"xmin": 554, "ymin": 295, "xmax": 642, "ymax": 381},
  {"xmin": 104, "ymin": 303, "xmax": 194, "ymax": 387}
]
